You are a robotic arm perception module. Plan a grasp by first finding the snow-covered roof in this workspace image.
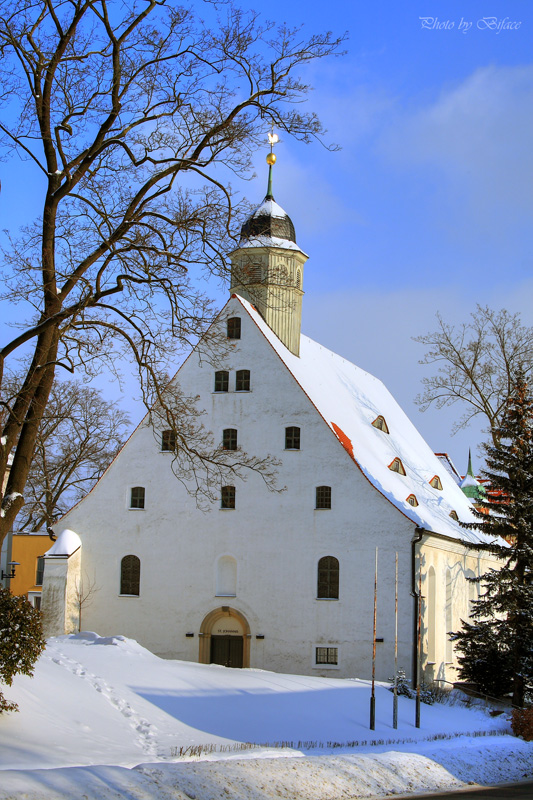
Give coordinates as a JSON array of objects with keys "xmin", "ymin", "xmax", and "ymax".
[
  {"xmin": 45, "ymin": 528, "xmax": 82, "ymax": 557},
  {"xmin": 251, "ymin": 198, "xmax": 288, "ymax": 219},
  {"xmin": 234, "ymin": 295, "xmax": 497, "ymax": 546},
  {"xmin": 233, "ymin": 235, "xmax": 308, "ymax": 254},
  {"xmin": 460, "ymin": 473, "xmax": 481, "ymax": 489}
]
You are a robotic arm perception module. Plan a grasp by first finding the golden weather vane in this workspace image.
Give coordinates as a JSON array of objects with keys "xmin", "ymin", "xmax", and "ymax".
[{"xmin": 266, "ymin": 129, "xmax": 279, "ymax": 166}]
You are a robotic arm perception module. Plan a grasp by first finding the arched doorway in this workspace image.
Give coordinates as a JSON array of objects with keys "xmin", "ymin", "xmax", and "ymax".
[{"xmin": 199, "ymin": 606, "xmax": 250, "ymax": 668}]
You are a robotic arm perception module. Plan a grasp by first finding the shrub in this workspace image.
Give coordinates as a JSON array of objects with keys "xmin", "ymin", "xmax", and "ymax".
[
  {"xmin": 388, "ymin": 669, "xmax": 436, "ymax": 705},
  {"xmin": 0, "ymin": 587, "xmax": 46, "ymax": 712},
  {"xmin": 511, "ymin": 708, "xmax": 533, "ymax": 741}
]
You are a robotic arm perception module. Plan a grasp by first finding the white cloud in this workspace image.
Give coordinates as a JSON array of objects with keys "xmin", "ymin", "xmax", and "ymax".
[{"xmin": 378, "ymin": 64, "xmax": 533, "ymax": 232}]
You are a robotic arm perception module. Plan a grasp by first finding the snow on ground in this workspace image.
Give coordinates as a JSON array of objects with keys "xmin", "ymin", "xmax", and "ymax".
[{"xmin": 0, "ymin": 633, "xmax": 531, "ymax": 800}]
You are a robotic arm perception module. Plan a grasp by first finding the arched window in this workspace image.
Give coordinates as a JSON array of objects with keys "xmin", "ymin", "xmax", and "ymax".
[
  {"xmin": 130, "ymin": 486, "xmax": 145, "ymax": 509},
  {"xmin": 315, "ymin": 486, "xmax": 332, "ymax": 509},
  {"xmin": 372, "ymin": 415, "xmax": 389, "ymax": 433},
  {"xmin": 449, "ymin": 510, "xmax": 459, "ymax": 521},
  {"xmin": 389, "ymin": 458, "xmax": 406, "ymax": 475},
  {"xmin": 121, "ymin": 555, "xmax": 140, "ymax": 596},
  {"xmin": 222, "ymin": 428, "xmax": 238, "ymax": 450},
  {"xmin": 227, "ymin": 317, "xmax": 241, "ymax": 339},
  {"xmin": 465, "ymin": 569, "xmax": 477, "ymax": 616},
  {"xmin": 214, "ymin": 370, "xmax": 229, "ymax": 392},
  {"xmin": 317, "ymin": 556, "xmax": 339, "ymax": 599},
  {"xmin": 427, "ymin": 566, "xmax": 436, "ymax": 663},
  {"xmin": 445, "ymin": 568, "xmax": 453, "ymax": 662},
  {"xmin": 406, "ymin": 494, "xmax": 419, "ymax": 507},
  {"xmin": 216, "ymin": 556, "xmax": 237, "ymax": 596},
  {"xmin": 236, "ymin": 370, "xmax": 250, "ymax": 391},
  {"xmin": 161, "ymin": 430, "xmax": 176, "ymax": 451},
  {"xmin": 221, "ymin": 485, "xmax": 236, "ymax": 509},
  {"xmin": 285, "ymin": 426, "xmax": 300, "ymax": 450}
]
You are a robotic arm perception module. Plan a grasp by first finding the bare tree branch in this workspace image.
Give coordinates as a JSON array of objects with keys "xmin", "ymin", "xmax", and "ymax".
[
  {"xmin": 0, "ymin": 0, "xmax": 344, "ymax": 544},
  {"xmin": 414, "ymin": 306, "xmax": 533, "ymax": 446}
]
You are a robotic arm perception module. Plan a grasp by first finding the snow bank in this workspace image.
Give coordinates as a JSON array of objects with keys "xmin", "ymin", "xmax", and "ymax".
[{"xmin": 0, "ymin": 635, "xmax": 531, "ymax": 800}]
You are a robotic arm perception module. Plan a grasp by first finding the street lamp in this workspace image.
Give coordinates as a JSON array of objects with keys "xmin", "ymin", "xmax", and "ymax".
[{"xmin": 1, "ymin": 561, "xmax": 20, "ymax": 580}]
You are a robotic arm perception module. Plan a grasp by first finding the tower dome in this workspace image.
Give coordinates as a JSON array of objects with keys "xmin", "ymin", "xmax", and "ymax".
[
  {"xmin": 229, "ymin": 147, "xmax": 308, "ymax": 357},
  {"xmin": 239, "ymin": 163, "xmax": 297, "ymax": 246},
  {"xmin": 240, "ymin": 192, "xmax": 297, "ymax": 245}
]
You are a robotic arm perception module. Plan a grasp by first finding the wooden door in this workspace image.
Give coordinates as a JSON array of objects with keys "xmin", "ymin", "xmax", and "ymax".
[{"xmin": 210, "ymin": 635, "xmax": 243, "ymax": 668}]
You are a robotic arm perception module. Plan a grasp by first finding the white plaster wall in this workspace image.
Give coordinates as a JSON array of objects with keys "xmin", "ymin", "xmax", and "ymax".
[
  {"xmin": 42, "ymin": 549, "xmax": 81, "ymax": 636},
  {"xmin": 57, "ymin": 298, "xmax": 489, "ymax": 681}
]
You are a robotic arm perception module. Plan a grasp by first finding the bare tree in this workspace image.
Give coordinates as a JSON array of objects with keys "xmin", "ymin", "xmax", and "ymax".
[
  {"xmin": 1, "ymin": 375, "xmax": 129, "ymax": 532},
  {"xmin": 0, "ymin": 0, "xmax": 344, "ymax": 547},
  {"xmin": 74, "ymin": 571, "xmax": 99, "ymax": 632},
  {"xmin": 414, "ymin": 306, "xmax": 533, "ymax": 446}
]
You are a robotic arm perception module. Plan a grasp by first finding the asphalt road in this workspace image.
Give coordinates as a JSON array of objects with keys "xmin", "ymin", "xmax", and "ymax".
[{"xmin": 390, "ymin": 782, "xmax": 533, "ymax": 799}]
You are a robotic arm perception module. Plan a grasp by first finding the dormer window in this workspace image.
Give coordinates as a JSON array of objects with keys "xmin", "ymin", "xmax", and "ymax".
[
  {"xmin": 430, "ymin": 475, "xmax": 443, "ymax": 490},
  {"xmin": 389, "ymin": 457, "xmax": 406, "ymax": 475},
  {"xmin": 449, "ymin": 510, "xmax": 459, "ymax": 521},
  {"xmin": 227, "ymin": 317, "xmax": 241, "ymax": 339},
  {"xmin": 372, "ymin": 415, "xmax": 389, "ymax": 433},
  {"xmin": 407, "ymin": 494, "xmax": 419, "ymax": 507}
]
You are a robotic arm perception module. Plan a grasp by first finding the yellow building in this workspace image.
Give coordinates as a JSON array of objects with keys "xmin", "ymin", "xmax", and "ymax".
[{"xmin": 9, "ymin": 533, "xmax": 52, "ymax": 609}]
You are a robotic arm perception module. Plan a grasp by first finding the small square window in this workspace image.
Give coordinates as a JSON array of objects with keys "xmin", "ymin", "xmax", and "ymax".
[
  {"xmin": 236, "ymin": 369, "xmax": 250, "ymax": 391},
  {"xmin": 214, "ymin": 371, "xmax": 229, "ymax": 392},
  {"xmin": 222, "ymin": 428, "xmax": 238, "ymax": 450},
  {"xmin": 227, "ymin": 317, "xmax": 241, "ymax": 339},
  {"xmin": 221, "ymin": 486, "xmax": 236, "ymax": 509},
  {"xmin": 285, "ymin": 426, "xmax": 300, "ymax": 450},
  {"xmin": 316, "ymin": 486, "xmax": 331, "ymax": 509},
  {"xmin": 161, "ymin": 430, "xmax": 176, "ymax": 451},
  {"xmin": 315, "ymin": 646, "xmax": 338, "ymax": 665},
  {"xmin": 130, "ymin": 486, "xmax": 145, "ymax": 509}
]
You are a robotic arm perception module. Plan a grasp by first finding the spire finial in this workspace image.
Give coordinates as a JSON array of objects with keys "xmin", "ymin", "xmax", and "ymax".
[
  {"xmin": 265, "ymin": 128, "xmax": 279, "ymax": 199},
  {"xmin": 467, "ymin": 448, "xmax": 475, "ymax": 477}
]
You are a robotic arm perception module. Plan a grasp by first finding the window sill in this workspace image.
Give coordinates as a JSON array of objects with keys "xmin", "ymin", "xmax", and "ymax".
[
  {"xmin": 129, "ymin": 507, "xmax": 145, "ymax": 511},
  {"xmin": 316, "ymin": 597, "xmax": 339, "ymax": 601},
  {"xmin": 314, "ymin": 507, "xmax": 331, "ymax": 511},
  {"xmin": 215, "ymin": 593, "xmax": 237, "ymax": 597},
  {"xmin": 220, "ymin": 507, "xmax": 236, "ymax": 511},
  {"xmin": 119, "ymin": 594, "xmax": 140, "ymax": 598}
]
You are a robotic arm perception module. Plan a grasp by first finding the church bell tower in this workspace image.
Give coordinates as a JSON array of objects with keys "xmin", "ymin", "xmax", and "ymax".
[{"xmin": 230, "ymin": 138, "xmax": 308, "ymax": 356}]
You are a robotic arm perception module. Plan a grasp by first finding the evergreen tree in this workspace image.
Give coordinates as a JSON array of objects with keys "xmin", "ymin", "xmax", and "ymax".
[
  {"xmin": 0, "ymin": 588, "xmax": 46, "ymax": 712},
  {"xmin": 453, "ymin": 372, "xmax": 533, "ymax": 707}
]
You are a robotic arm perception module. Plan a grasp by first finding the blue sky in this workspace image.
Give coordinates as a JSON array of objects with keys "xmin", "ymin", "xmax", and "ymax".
[
  {"xmin": 2, "ymin": 1, "xmax": 532, "ymax": 472},
  {"xmin": 238, "ymin": 0, "xmax": 533, "ymax": 471}
]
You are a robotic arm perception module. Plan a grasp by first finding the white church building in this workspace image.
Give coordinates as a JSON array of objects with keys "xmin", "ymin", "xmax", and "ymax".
[{"xmin": 42, "ymin": 160, "xmax": 502, "ymax": 684}]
